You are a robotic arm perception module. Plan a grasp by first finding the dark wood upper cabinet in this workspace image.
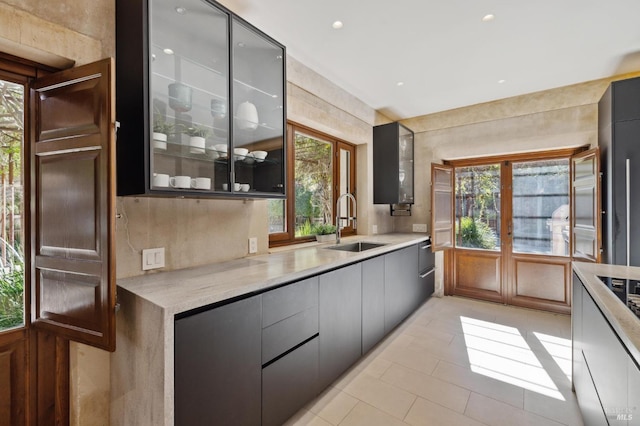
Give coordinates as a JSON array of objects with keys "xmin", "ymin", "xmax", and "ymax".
[
  {"xmin": 373, "ymin": 122, "xmax": 414, "ymax": 206},
  {"xmin": 115, "ymin": 0, "xmax": 286, "ymax": 198},
  {"xmin": 30, "ymin": 58, "xmax": 116, "ymax": 352}
]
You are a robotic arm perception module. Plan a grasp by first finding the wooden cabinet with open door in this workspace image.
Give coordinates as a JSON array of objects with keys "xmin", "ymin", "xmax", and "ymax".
[{"xmin": 431, "ymin": 147, "xmax": 600, "ymax": 314}]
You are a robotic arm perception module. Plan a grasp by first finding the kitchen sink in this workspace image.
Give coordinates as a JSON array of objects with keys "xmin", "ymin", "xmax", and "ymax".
[{"xmin": 325, "ymin": 242, "xmax": 387, "ymax": 252}]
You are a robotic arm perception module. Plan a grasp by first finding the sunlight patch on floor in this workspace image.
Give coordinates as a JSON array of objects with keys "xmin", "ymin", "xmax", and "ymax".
[
  {"xmin": 460, "ymin": 316, "xmax": 565, "ymax": 400},
  {"xmin": 533, "ymin": 331, "xmax": 572, "ymax": 381}
]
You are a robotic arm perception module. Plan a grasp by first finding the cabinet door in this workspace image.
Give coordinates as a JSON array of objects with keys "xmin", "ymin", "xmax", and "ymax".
[
  {"xmin": 373, "ymin": 122, "xmax": 414, "ymax": 205},
  {"xmin": 174, "ymin": 296, "xmax": 261, "ymax": 426},
  {"xmin": 581, "ymin": 289, "xmax": 628, "ymax": 421},
  {"xmin": 149, "ymin": 0, "xmax": 231, "ymax": 194},
  {"xmin": 231, "ymin": 17, "xmax": 286, "ymax": 196},
  {"xmin": 319, "ymin": 263, "xmax": 362, "ymax": 390},
  {"xmin": 612, "ymin": 120, "xmax": 640, "ymax": 266},
  {"xmin": 384, "ymin": 245, "xmax": 419, "ymax": 332},
  {"xmin": 362, "ymin": 257, "xmax": 385, "ymax": 354},
  {"xmin": 613, "ymin": 77, "xmax": 640, "ymax": 122}
]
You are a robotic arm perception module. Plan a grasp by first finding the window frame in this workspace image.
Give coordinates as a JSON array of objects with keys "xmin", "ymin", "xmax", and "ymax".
[{"xmin": 269, "ymin": 121, "xmax": 356, "ymax": 247}]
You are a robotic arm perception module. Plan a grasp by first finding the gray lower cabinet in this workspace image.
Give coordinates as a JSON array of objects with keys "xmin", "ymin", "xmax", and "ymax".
[
  {"xmin": 319, "ymin": 263, "xmax": 362, "ymax": 390},
  {"xmin": 362, "ymin": 256, "xmax": 385, "ymax": 354},
  {"xmin": 384, "ymin": 244, "xmax": 419, "ymax": 333},
  {"xmin": 573, "ymin": 272, "xmax": 640, "ymax": 425},
  {"xmin": 174, "ymin": 295, "xmax": 261, "ymax": 426},
  {"xmin": 174, "ymin": 241, "xmax": 429, "ymax": 425}
]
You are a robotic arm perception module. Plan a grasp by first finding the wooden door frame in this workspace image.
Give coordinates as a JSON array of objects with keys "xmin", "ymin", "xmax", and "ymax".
[
  {"xmin": 442, "ymin": 147, "xmax": 587, "ymax": 313},
  {"xmin": 0, "ymin": 51, "xmax": 71, "ymax": 426}
]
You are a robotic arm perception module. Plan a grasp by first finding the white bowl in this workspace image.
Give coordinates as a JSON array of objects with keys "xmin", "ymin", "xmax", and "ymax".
[
  {"xmin": 213, "ymin": 144, "xmax": 228, "ymax": 157},
  {"xmin": 252, "ymin": 150, "xmax": 267, "ymax": 162},
  {"xmin": 234, "ymin": 147, "xmax": 249, "ymax": 160},
  {"xmin": 240, "ymin": 183, "xmax": 250, "ymax": 192}
]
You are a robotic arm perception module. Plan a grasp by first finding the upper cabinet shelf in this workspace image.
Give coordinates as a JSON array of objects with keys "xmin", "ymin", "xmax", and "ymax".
[{"xmin": 115, "ymin": 0, "xmax": 286, "ymax": 198}]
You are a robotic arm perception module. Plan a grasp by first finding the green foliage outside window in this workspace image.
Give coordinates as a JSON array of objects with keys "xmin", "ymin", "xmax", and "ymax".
[
  {"xmin": 456, "ymin": 217, "xmax": 497, "ymax": 250},
  {"xmin": 0, "ymin": 262, "xmax": 23, "ymax": 329}
]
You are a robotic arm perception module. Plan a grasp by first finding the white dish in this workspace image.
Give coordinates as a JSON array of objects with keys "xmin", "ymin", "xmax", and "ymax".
[
  {"xmin": 252, "ymin": 150, "xmax": 267, "ymax": 162},
  {"xmin": 234, "ymin": 147, "xmax": 249, "ymax": 160}
]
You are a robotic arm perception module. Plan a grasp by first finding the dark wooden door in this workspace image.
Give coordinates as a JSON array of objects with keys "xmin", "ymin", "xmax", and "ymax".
[{"xmin": 29, "ymin": 58, "xmax": 116, "ymax": 351}]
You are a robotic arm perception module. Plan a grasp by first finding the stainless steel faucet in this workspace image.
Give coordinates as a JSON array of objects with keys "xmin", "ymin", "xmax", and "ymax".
[{"xmin": 336, "ymin": 193, "xmax": 357, "ymax": 244}]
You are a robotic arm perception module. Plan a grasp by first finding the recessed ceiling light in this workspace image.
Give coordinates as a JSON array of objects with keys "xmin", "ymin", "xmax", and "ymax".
[
  {"xmin": 498, "ymin": 79, "xmax": 506, "ymax": 84},
  {"xmin": 175, "ymin": 6, "xmax": 187, "ymax": 14},
  {"xmin": 237, "ymin": 42, "xmax": 245, "ymax": 48},
  {"xmin": 397, "ymin": 81, "xmax": 405, "ymax": 86},
  {"xmin": 332, "ymin": 21, "xmax": 344, "ymax": 29},
  {"xmin": 482, "ymin": 14, "xmax": 495, "ymax": 22},
  {"xmin": 272, "ymin": 94, "xmax": 278, "ymax": 98},
  {"xmin": 163, "ymin": 48, "xmax": 174, "ymax": 55}
]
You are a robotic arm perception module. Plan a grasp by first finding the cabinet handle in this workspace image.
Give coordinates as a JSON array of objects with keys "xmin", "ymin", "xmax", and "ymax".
[
  {"xmin": 420, "ymin": 244, "xmax": 432, "ymax": 250},
  {"xmin": 419, "ymin": 267, "xmax": 436, "ymax": 279}
]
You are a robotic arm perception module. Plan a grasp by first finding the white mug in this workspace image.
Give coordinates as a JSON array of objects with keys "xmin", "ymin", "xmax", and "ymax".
[
  {"xmin": 189, "ymin": 136, "xmax": 206, "ymax": 154},
  {"xmin": 191, "ymin": 177, "xmax": 211, "ymax": 190},
  {"xmin": 240, "ymin": 183, "xmax": 250, "ymax": 192},
  {"xmin": 170, "ymin": 175, "xmax": 191, "ymax": 189},
  {"xmin": 221, "ymin": 183, "xmax": 229, "ymax": 191},
  {"xmin": 233, "ymin": 183, "xmax": 241, "ymax": 191},
  {"xmin": 153, "ymin": 173, "xmax": 169, "ymax": 187}
]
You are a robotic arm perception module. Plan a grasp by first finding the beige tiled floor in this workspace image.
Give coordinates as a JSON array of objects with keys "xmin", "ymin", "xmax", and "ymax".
[{"xmin": 285, "ymin": 296, "xmax": 584, "ymax": 426}]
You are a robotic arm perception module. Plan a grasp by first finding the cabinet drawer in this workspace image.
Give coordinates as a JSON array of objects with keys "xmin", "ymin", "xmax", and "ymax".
[
  {"xmin": 418, "ymin": 240, "xmax": 435, "ymax": 272},
  {"xmin": 263, "ymin": 277, "xmax": 318, "ymax": 328},
  {"xmin": 419, "ymin": 266, "xmax": 436, "ymax": 299},
  {"xmin": 262, "ymin": 306, "xmax": 318, "ymax": 364},
  {"xmin": 262, "ymin": 337, "xmax": 319, "ymax": 426}
]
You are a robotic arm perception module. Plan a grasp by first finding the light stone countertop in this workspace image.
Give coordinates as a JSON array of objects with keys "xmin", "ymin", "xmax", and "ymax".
[
  {"xmin": 117, "ymin": 233, "xmax": 429, "ymax": 316},
  {"xmin": 573, "ymin": 261, "xmax": 640, "ymax": 366}
]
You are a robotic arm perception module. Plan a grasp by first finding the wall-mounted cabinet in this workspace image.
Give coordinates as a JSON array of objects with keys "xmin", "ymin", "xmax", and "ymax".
[
  {"xmin": 373, "ymin": 122, "xmax": 414, "ymax": 206},
  {"xmin": 115, "ymin": 0, "xmax": 286, "ymax": 198}
]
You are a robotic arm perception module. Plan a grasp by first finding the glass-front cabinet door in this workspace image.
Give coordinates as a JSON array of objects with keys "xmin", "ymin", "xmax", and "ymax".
[
  {"xmin": 398, "ymin": 124, "xmax": 414, "ymax": 204},
  {"xmin": 231, "ymin": 18, "xmax": 285, "ymax": 196},
  {"xmin": 150, "ymin": 0, "xmax": 229, "ymax": 193},
  {"xmin": 115, "ymin": 0, "xmax": 285, "ymax": 198}
]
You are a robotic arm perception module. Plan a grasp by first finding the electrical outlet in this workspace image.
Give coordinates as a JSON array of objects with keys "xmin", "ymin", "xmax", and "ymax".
[
  {"xmin": 248, "ymin": 237, "xmax": 258, "ymax": 254},
  {"xmin": 142, "ymin": 247, "xmax": 165, "ymax": 270},
  {"xmin": 372, "ymin": 225, "xmax": 378, "ymax": 234},
  {"xmin": 412, "ymin": 224, "xmax": 428, "ymax": 233}
]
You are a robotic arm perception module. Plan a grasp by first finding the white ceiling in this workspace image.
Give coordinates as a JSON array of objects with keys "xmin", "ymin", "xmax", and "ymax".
[{"xmin": 219, "ymin": 0, "xmax": 640, "ymax": 120}]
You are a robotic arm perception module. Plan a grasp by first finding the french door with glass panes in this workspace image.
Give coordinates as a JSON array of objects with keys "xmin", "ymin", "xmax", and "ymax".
[{"xmin": 431, "ymin": 148, "xmax": 600, "ymax": 313}]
